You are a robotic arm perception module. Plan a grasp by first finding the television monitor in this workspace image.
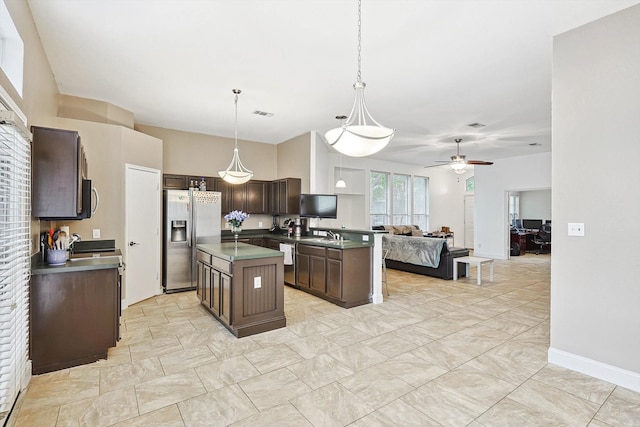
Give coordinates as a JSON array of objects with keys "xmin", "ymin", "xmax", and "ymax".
[
  {"xmin": 299, "ymin": 194, "xmax": 338, "ymax": 219},
  {"xmin": 522, "ymin": 219, "xmax": 543, "ymax": 230}
]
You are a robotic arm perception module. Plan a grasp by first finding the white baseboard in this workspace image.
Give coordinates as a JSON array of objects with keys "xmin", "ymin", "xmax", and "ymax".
[{"xmin": 548, "ymin": 347, "xmax": 640, "ymax": 392}]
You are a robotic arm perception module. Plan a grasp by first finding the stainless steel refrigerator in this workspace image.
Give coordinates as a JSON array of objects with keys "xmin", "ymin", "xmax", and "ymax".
[{"xmin": 163, "ymin": 189, "xmax": 221, "ymax": 292}]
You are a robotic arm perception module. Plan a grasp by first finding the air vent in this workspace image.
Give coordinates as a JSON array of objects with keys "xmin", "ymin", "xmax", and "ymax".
[
  {"xmin": 253, "ymin": 110, "xmax": 274, "ymax": 117},
  {"xmin": 467, "ymin": 122, "xmax": 486, "ymax": 128}
]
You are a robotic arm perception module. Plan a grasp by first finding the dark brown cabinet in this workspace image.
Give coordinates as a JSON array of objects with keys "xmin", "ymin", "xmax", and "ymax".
[
  {"xmin": 215, "ymin": 179, "xmax": 241, "ymax": 213},
  {"xmin": 326, "ymin": 249, "xmax": 343, "ymax": 299},
  {"xmin": 162, "ymin": 173, "xmax": 285, "ymax": 215},
  {"xmin": 246, "ymin": 180, "xmax": 269, "ymax": 214},
  {"xmin": 196, "ymin": 248, "xmax": 285, "ymax": 337},
  {"xmin": 295, "ymin": 243, "xmax": 371, "ymax": 308},
  {"xmin": 32, "ymin": 126, "xmax": 89, "ymax": 219},
  {"xmin": 30, "ymin": 268, "xmax": 120, "ymax": 374},
  {"xmin": 163, "ymin": 174, "xmax": 188, "ymax": 189},
  {"xmin": 270, "ymin": 178, "xmax": 301, "ymax": 214}
]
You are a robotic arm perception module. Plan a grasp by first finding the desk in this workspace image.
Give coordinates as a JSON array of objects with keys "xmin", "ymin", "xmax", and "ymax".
[
  {"xmin": 453, "ymin": 256, "xmax": 494, "ymax": 285},
  {"xmin": 510, "ymin": 232, "xmax": 527, "ymax": 256}
]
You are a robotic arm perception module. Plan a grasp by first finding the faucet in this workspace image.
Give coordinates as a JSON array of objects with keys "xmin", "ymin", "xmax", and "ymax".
[{"xmin": 327, "ymin": 231, "xmax": 340, "ymax": 241}]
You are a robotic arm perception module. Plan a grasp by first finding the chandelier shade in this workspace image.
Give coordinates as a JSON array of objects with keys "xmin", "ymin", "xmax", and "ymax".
[
  {"xmin": 325, "ymin": 0, "xmax": 394, "ymax": 157},
  {"xmin": 218, "ymin": 89, "xmax": 253, "ymax": 184}
]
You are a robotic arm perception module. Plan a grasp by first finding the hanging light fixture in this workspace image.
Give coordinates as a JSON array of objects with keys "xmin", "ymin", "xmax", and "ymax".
[
  {"xmin": 218, "ymin": 89, "xmax": 253, "ymax": 184},
  {"xmin": 324, "ymin": 0, "xmax": 394, "ymax": 157},
  {"xmin": 335, "ymin": 153, "xmax": 347, "ymax": 188}
]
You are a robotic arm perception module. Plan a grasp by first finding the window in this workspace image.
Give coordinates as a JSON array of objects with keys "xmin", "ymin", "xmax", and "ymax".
[
  {"xmin": 0, "ymin": 1, "xmax": 24, "ymax": 96},
  {"xmin": 0, "ymin": 112, "xmax": 30, "ymax": 418},
  {"xmin": 392, "ymin": 174, "xmax": 410, "ymax": 225},
  {"xmin": 509, "ymin": 193, "xmax": 520, "ymax": 225},
  {"xmin": 370, "ymin": 172, "xmax": 429, "ymax": 229},
  {"xmin": 413, "ymin": 176, "xmax": 429, "ymax": 231},
  {"xmin": 466, "ymin": 176, "xmax": 475, "ymax": 192},
  {"xmin": 369, "ymin": 171, "xmax": 389, "ymax": 226}
]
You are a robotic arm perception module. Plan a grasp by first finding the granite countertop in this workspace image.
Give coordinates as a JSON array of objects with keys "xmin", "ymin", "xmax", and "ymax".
[
  {"xmin": 31, "ymin": 251, "xmax": 122, "ymax": 275},
  {"xmin": 272, "ymin": 235, "xmax": 373, "ymax": 249},
  {"xmin": 197, "ymin": 242, "xmax": 284, "ymax": 261},
  {"xmin": 225, "ymin": 230, "xmax": 374, "ymax": 249}
]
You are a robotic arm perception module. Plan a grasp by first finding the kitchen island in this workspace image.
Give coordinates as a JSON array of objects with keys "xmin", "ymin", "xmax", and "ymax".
[{"xmin": 196, "ymin": 242, "xmax": 285, "ymax": 337}]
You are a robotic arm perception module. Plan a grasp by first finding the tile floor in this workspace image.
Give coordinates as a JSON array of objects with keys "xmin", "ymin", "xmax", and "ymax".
[{"xmin": 11, "ymin": 254, "xmax": 640, "ymax": 426}]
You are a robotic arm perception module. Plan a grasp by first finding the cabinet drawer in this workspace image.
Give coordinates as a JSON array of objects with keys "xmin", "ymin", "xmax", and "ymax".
[
  {"xmin": 297, "ymin": 244, "xmax": 326, "ymax": 257},
  {"xmin": 197, "ymin": 250, "xmax": 212, "ymax": 265},
  {"xmin": 212, "ymin": 257, "xmax": 232, "ymax": 275},
  {"xmin": 327, "ymin": 248, "xmax": 343, "ymax": 260}
]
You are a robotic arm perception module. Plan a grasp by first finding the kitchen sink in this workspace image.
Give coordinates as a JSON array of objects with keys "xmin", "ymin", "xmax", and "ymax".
[{"xmin": 302, "ymin": 238, "xmax": 347, "ymax": 245}]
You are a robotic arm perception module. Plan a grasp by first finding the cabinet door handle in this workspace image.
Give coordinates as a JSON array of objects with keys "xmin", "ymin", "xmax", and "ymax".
[{"xmin": 129, "ymin": 241, "xmax": 140, "ymax": 246}]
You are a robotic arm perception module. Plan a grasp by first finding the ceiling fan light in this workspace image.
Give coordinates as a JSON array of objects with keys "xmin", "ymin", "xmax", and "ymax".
[
  {"xmin": 450, "ymin": 162, "xmax": 466, "ymax": 171},
  {"xmin": 453, "ymin": 168, "xmax": 467, "ymax": 175}
]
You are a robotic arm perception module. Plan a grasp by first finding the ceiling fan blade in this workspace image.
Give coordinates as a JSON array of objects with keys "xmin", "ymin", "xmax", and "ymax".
[
  {"xmin": 424, "ymin": 163, "xmax": 450, "ymax": 169},
  {"xmin": 467, "ymin": 160, "xmax": 494, "ymax": 165}
]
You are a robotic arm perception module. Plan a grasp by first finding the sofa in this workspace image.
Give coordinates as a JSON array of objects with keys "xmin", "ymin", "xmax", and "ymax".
[{"xmin": 373, "ymin": 226, "xmax": 469, "ymax": 280}]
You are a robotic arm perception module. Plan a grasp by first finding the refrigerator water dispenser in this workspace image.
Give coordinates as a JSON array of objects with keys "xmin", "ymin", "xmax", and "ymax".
[{"xmin": 171, "ymin": 220, "xmax": 187, "ymax": 242}]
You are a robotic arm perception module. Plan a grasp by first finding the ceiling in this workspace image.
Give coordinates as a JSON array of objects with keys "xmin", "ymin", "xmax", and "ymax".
[{"xmin": 27, "ymin": 0, "xmax": 640, "ymax": 166}]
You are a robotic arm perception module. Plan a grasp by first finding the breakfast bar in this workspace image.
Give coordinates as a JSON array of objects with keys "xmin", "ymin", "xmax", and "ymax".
[{"xmin": 196, "ymin": 242, "xmax": 285, "ymax": 337}]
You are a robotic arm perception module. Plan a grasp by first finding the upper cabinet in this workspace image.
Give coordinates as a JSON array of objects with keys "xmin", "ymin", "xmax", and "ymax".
[
  {"xmin": 162, "ymin": 174, "xmax": 273, "ymax": 215},
  {"xmin": 269, "ymin": 178, "xmax": 301, "ymax": 215},
  {"xmin": 32, "ymin": 126, "xmax": 90, "ymax": 219},
  {"xmin": 246, "ymin": 181, "xmax": 269, "ymax": 214}
]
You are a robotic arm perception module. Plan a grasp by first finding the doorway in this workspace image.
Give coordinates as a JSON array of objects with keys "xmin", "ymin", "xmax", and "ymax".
[
  {"xmin": 125, "ymin": 164, "xmax": 162, "ymax": 306},
  {"xmin": 464, "ymin": 195, "xmax": 474, "ymax": 249}
]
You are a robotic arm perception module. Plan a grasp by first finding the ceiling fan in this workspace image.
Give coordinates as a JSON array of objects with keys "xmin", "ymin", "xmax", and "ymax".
[{"xmin": 425, "ymin": 138, "xmax": 493, "ymax": 174}]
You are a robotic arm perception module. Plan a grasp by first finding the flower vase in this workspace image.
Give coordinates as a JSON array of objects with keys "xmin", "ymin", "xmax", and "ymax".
[{"xmin": 232, "ymin": 225, "xmax": 242, "ymax": 249}]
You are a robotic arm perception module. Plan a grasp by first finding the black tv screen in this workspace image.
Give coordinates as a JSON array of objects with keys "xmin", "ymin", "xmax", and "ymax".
[{"xmin": 299, "ymin": 194, "xmax": 338, "ymax": 219}]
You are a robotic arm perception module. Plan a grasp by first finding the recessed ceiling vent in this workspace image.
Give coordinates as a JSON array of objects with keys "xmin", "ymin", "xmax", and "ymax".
[
  {"xmin": 467, "ymin": 122, "xmax": 486, "ymax": 128},
  {"xmin": 252, "ymin": 110, "xmax": 274, "ymax": 117}
]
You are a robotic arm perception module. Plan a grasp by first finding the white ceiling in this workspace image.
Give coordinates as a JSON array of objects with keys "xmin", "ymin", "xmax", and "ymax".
[{"xmin": 27, "ymin": 0, "xmax": 640, "ymax": 166}]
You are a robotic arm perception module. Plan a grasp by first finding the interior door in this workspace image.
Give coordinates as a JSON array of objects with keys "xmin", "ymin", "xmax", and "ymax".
[
  {"xmin": 464, "ymin": 195, "xmax": 475, "ymax": 249},
  {"xmin": 125, "ymin": 164, "xmax": 162, "ymax": 306}
]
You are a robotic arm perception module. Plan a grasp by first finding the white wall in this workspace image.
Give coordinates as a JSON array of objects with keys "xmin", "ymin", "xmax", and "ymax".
[
  {"xmin": 474, "ymin": 152, "xmax": 551, "ymax": 259},
  {"xmin": 520, "ymin": 189, "xmax": 551, "ymax": 221},
  {"xmin": 549, "ymin": 4, "xmax": 640, "ymax": 390},
  {"xmin": 315, "ymin": 151, "xmax": 469, "ymax": 237}
]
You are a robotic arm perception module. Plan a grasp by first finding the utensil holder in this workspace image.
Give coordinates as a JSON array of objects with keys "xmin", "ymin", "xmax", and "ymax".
[{"xmin": 47, "ymin": 249, "xmax": 67, "ymax": 265}]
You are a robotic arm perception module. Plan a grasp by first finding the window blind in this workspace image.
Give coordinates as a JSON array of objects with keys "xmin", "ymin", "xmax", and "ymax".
[{"xmin": 0, "ymin": 110, "xmax": 31, "ymax": 420}]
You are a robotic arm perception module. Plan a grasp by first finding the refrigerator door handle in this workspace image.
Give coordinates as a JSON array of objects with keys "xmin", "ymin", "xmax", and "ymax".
[{"xmin": 186, "ymin": 199, "xmax": 192, "ymax": 247}]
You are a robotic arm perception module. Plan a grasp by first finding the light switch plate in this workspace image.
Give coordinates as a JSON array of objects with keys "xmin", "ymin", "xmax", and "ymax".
[
  {"xmin": 254, "ymin": 277, "xmax": 261, "ymax": 289},
  {"xmin": 92, "ymin": 229, "xmax": 100, "ymax": 239},
  {"xmin": 362, "ymin": 235, "xmax": 369, "ymax": 241},
  {"xmin": 568, "ymin": 222, "xmax": 585, "ymax": 236},
  {"xmin": 258, "ymin": 221, "xmax": 263, "ymax": 228}
]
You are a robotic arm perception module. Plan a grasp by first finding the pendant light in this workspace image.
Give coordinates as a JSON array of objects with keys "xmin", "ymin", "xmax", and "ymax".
[
  {"xmin": 325, "ymin": 0, "xmax": 394, "ymax": 157},
  {"xmin": 335, "ymin": 153, "xmax": 347, "ymax": 188},
  {"xmin": 218, "ymin": 89, "xmax": 253, "ymax": 184}
]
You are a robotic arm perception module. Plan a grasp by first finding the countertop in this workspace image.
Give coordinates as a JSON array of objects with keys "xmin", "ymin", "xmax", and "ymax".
[
  {"xmin": 225, "ymin": 230, "xmax": 374, "ymax": 249},
  {"xmin": 197, "ymin": 242, "xmax": 283, "ymax": 261},
  {"xmin": 31, "ymin": 251, "xmax": 122, "ymax": 275},
  {"xmin": 271, "ymin": 235, "xmax": 373, "ymax": 249}
]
